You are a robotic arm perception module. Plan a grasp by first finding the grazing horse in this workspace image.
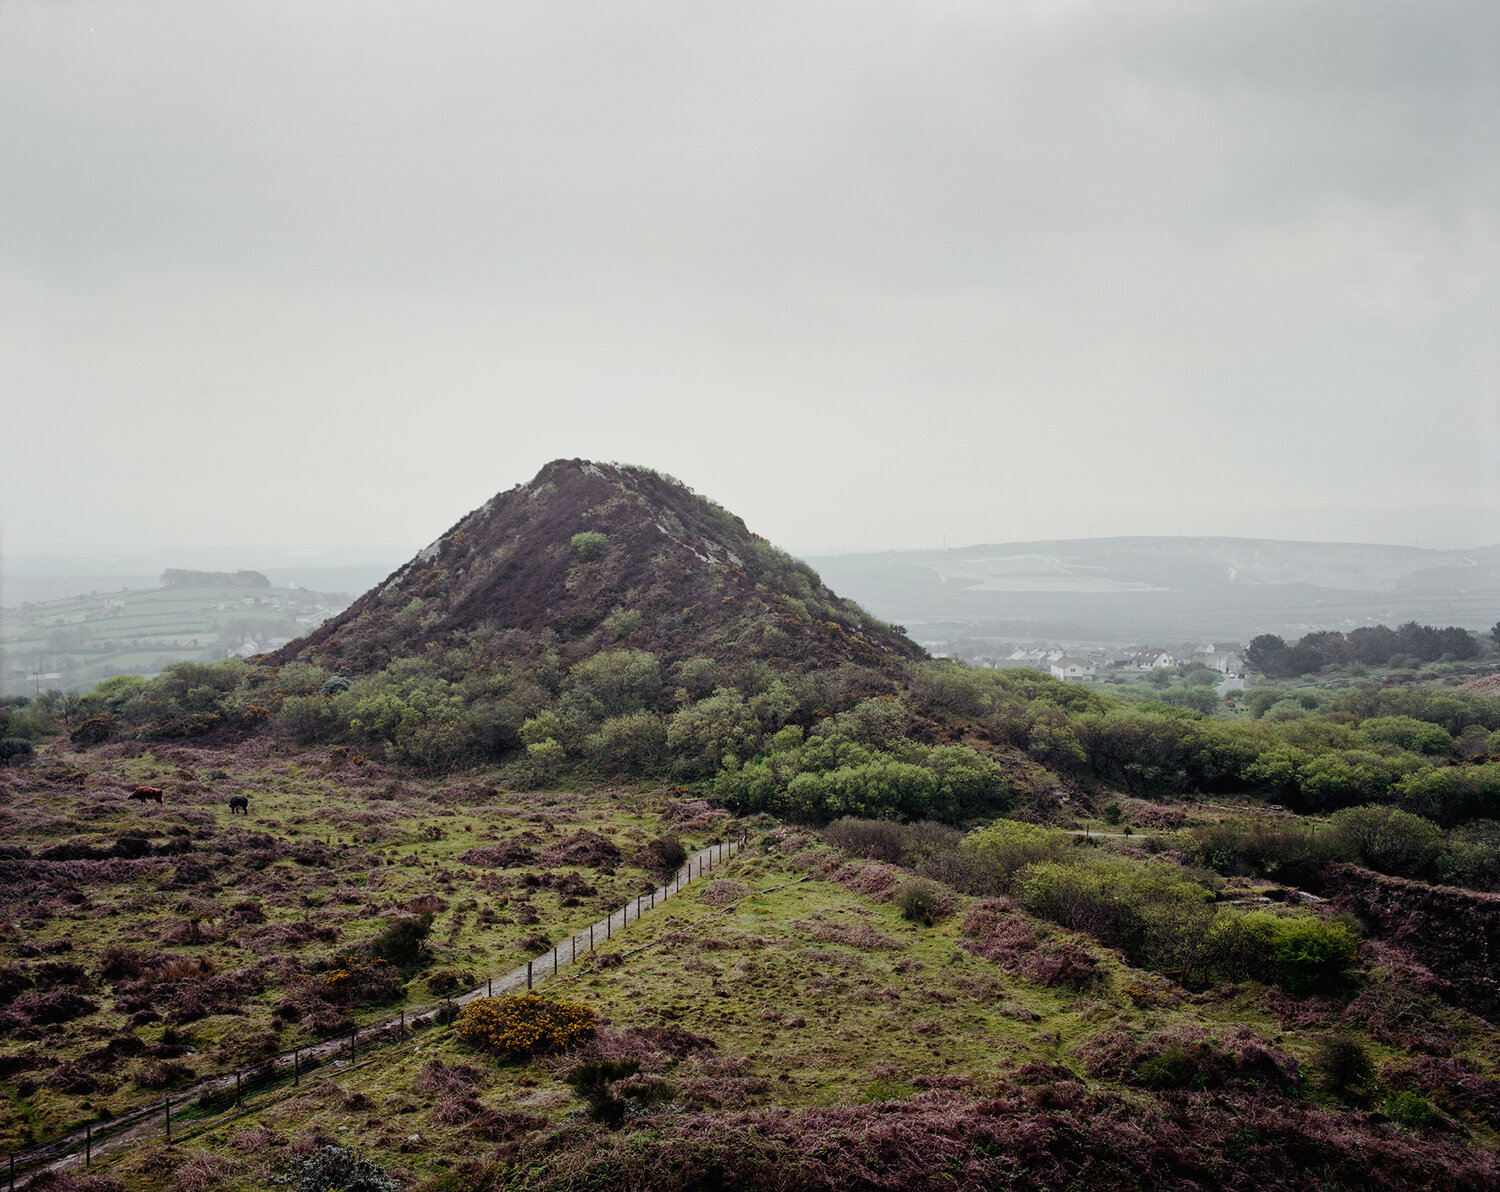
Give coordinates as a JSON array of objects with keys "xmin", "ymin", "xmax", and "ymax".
[
  {"xmin": 228, "ymin": 795, "xmax": 249, "ymax": 816},
  {"xmin": 129, "ymin": 786, "xmax": 164, "ymax": 805}
]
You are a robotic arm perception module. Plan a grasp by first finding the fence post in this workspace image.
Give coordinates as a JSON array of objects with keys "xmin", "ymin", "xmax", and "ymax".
[
  {"xmin": 487, "ymin": 977, "xmax": 492, "ymax": 998},
  {"xmin": 85, "ymin": 1123, "xmax": 91, "ymax": 1167},
  {"xmin": 164, "ymin": 1100, "xmax": 171, "ymax": 1141},
  {"xmin": 527, "ymin": 960, "xmax": 532, "ymax": 990},
  {"xmin": 606, "ymin": 915, "xmax": 611, "ymax": 940},
  {"xmin": 294, "ymin": 1048, "xmax": 299, "ymax": 1086},
  {"xmin": 400, "ymin": 1011, "xmax": 404, "ymax": 1039},
  {"xmin": 571, "ymin": 936, "xmax": 576, "ymax": 963},
  {"xmin": 589, "ymin": 923, "xmax": 594, "ymax": 950},
  {"xmin": 553, "ymin": 946, "xmax": 557, "ymax": 976}
]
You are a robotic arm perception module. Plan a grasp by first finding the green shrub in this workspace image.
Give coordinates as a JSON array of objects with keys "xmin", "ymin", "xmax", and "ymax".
[
  {"xmin": 571, "ymin": 531, "xmax": 608, "ymax": 560},
  {"xmin": 1310, "ymin": 1034, "xmax": 1373, "ymax": 1097},
  {"xmin": 1385, "ymin": 1089, "xmax": 1443, "ymax": 1128},
  {"xmin": 895, "ymin": 880, "xmax": 942, "ymax": 924},
  {"xmin": 0, "ymin": 737, "xmax": 35, "ymax": 764},
  {"xmin": 369, "ymin": 914, "xmax": 433, "ymax": 967},
  {"xmin": 1327, "ymin": 804, "xmax": 1443, "ymax": 878},
  {"xmin": 1214, "ymin": 911, "xmax": 1359, "ymax": 993}
]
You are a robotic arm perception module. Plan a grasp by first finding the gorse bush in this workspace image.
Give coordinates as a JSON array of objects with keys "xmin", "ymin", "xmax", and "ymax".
[{"xmin": 457, "ymin": 993, "xmax": 597, "ymax": 1058}]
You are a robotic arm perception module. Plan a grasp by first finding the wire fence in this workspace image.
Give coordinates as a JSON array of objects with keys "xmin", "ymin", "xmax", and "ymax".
[{"xmin": 7, "ymin": 833, "xmax": 751, "ymax": 1189}]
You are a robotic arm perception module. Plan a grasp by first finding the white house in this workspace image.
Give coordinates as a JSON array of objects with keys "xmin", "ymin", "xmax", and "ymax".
[{"xmin": 1050, "ymin": 655, "xmax": 1098, "ymax": 682}]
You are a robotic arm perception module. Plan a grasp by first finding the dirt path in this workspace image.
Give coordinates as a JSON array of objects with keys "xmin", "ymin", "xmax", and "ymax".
[{"xmin": 15, "ymin": 835, "xmax": 748, "ymax": 1186}]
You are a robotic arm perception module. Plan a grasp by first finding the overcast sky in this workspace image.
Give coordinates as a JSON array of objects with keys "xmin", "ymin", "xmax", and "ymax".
[{"xmin": 2, "ymin": 0, "xmax": 1497, "ymax": 567}]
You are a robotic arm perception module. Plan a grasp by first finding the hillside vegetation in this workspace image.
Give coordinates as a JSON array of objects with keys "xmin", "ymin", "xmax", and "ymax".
[{"xmin": 4, "ymin": 460, "xmax": 1500, "ymax": 1189}]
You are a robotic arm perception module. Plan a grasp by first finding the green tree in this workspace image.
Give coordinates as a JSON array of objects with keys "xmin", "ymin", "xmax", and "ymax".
[{"xmin": 1327, "ymin": 803, "xmax": 1443, "ymax": 877}]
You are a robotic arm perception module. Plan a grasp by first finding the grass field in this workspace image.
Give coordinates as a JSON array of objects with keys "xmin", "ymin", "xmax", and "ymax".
[{"xmin": 2, "ymin": 585, "xmax": 351, "ymax": 695}]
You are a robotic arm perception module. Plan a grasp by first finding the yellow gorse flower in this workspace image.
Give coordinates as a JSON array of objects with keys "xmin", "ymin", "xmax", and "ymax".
[{"xmin": 455, "ymin": 994, "xmax": 596, "ymax": 1058}]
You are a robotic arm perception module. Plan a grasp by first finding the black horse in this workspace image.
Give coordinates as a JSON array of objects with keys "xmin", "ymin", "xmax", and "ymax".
[{"xmin": 228, "ymin": 795, "xmax": 249, "ymax": 816}]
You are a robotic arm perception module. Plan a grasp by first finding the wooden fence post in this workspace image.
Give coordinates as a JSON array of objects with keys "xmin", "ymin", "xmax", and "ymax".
[
  {"xmin": 589, "ymin": 923, "xmax": 594, "ymax": 950},
  {"xmin": 553, "ymin": 946, "xmax": 558, "ymax": 975},
  {"xmin": 294, "ymin": 1048, "xmax": 299, "ymax": 1086},
  {"xmin": 488, "ymin": 976, "xmax": 493, "ymax": 998},
  {"xmin": 527, "ymin": 960, "xmax": 532, "ymax": 990},
  {"xmin": 164, "ymin": 1100, "xmax": 171, "ymax": 1141},
  {"xmin": 85, "ymin": 1123, "xmax": 91, "ymax": 1167}
]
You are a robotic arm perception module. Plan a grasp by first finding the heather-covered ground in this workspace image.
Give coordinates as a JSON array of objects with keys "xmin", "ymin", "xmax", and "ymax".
[
  {"xmin": 8, "ymin": 758, "xmax": 1498, "ymax": 1190},
  {"xmin": 0, "ymin": 737, "xmax": 731, "ymax": 1150}
]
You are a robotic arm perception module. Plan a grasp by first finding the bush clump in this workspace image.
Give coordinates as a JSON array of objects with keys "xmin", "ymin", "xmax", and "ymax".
[
  {"xmin": 369, "ymin": 914, "xmax": 433, "ymax": 967},
  {"xmin": 272, "ymin": 1145, "xmax": 399, "ymax": 1192},
  {"xmin": 635, "ymin": 835, "xmax": 688, "ymax": 877},
  {"xmin": 895, "ymin": 880, "xmax": 943, "ymax": 924},
  {"xmin": 70, "ymin": 715, "xmax": 118, "ymax": 747},
  {"xmin": 0, "ymin": 738, "xmax": 34, "ymax": 765},
  {"xmin": 456, "ymin": 993, "xmax": 597, "ymax": 1058},
  {"xmin": 1311, "ymin": 1034, "xmax": 1375, "ymax": 1098},
  {"xmin": 571, "ymin": 532, "xmax": 608, "ymax": 560},
  {"xmin": 1385, "ymin": 1089, "xmax": 1444, "ymax": 1129}
]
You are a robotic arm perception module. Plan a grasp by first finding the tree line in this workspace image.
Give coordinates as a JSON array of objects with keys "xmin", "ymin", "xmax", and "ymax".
[{"xmin": 1244, "ymin": 621, "xmax": 1483, "ymax": 679}]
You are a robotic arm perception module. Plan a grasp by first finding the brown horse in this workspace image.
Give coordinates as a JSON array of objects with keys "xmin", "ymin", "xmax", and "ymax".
[{"xmin": 129, "ymin": 786, "xmax": 164, "ymax": 805}]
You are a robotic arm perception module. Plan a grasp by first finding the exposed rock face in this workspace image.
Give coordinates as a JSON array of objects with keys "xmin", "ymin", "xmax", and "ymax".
[
  {"xmin": 272, "ymin": 459, "xmax": 922, "ymax": 674},
  {"xmin": 1329, "ymin": 863, "xmax": 1500, "ymax": 1017}
]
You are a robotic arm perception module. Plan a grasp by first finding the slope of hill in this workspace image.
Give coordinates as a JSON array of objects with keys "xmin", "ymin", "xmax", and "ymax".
[
  {"xmin": 277, "ymin": 459, "xmax": 922, "ymax": 675},
  {"xmin": 804, "ymin": 537, "xmax": 1500, "ymax": 644}
]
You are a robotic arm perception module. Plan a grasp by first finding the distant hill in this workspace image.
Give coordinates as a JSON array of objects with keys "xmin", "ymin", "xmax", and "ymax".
[
  {"xmin": 802, "ymin": 537, "xmax": 1500, "ymax": 646},
  {"xmin": 276, "ymin": 459, "xmax": 923, "ymax": 674}
]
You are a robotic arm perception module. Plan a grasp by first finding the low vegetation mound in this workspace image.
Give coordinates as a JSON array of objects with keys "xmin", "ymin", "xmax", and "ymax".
[{"xmin": 456, "ymin": 993, "xmax": 597, "ymax": 1058}]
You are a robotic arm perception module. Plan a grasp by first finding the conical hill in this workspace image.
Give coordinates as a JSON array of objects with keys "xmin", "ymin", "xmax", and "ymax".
[{"xmin": 274, "ymin": 459, "xmax": 923, "ymax": 674}]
